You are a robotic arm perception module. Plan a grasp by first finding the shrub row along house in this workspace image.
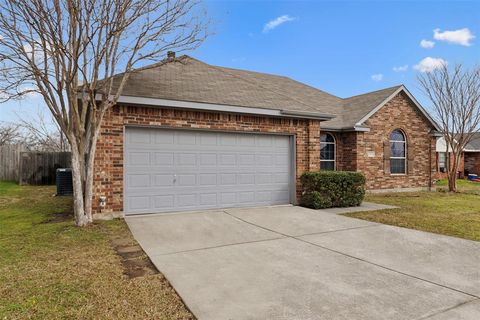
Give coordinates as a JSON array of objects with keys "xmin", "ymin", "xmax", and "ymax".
[{"xmin": 93, "ymin": 54, "xmax": 441, "ymax": 217}]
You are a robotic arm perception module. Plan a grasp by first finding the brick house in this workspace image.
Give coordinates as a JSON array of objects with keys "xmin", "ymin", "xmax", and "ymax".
[
  {"xmin": 93, "ymin": 54, "xmax": 440, "ymax": 217},
  {"xmin": 436, "ymin": 133, "xmax": 480, "ymax": 178}
]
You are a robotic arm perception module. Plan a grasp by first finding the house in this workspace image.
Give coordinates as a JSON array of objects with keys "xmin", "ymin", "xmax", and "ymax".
[
  {"xmin": 436, "ymin": 133, "xmax": 480, "ymax": 178},
  {"xmin": 92, "ymin": 54, "xmax": 440, "ymax": 217},
  {"xmin": 464, "ymin": 133, "xmax": 480, "ymax": 176}
]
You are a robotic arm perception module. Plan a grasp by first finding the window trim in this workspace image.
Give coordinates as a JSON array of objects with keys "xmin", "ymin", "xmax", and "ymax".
[
  {"xmin": 438, "ymin": 152, "xmax": 447, "ymax": 172},
  {"xmin": 389, "ymin": 129, "xmax": 407, "ymax": 175},
  {"xmin": 320, "ymin": 132, "xmax": 336, "ymax": 171}
]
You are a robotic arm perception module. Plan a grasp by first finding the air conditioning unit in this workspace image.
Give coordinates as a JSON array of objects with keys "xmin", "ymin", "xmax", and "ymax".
[{"xmin": 56, "ymin": 168, "xmax": 73, "ymax": 196}]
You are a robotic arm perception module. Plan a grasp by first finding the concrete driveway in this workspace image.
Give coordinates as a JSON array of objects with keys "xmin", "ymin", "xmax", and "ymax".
[{"xmin": 126, "ymin": 206, "xmax": 480, "ymax": 320}]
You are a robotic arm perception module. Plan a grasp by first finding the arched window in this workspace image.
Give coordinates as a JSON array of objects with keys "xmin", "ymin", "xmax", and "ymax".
[
  {"xmin": 320, "ymin": 133, "xmax": 336, "ymax": 170},
  {"xmin": 390, "ymin": 129, "xmax": 406, "ymax": 174}
]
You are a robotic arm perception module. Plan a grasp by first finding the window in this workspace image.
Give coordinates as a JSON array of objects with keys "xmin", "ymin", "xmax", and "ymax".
[
  {"xmin": 438, "ymin": 152, "xmax": 447, "ymax": 172},
  {"xmin": 390, "ymin": 129, "xmax": 406, "ymax": 174},
  {"xmin": 320, "ymin": 133, "xmax": 336, "ymax": 170}
]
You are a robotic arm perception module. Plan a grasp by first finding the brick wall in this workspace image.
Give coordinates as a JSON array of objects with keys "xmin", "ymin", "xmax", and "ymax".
[
  {"xmin": 436, "ymin": 152, "xmax": 465, "ymax": 180},
  {"xmin": 358, "ymin": 92, "xmax": 436, "ymax": 190},
  {"xmin": 322, "ymin": 92, "xmax": 436, "ymax": 190},
  {"xmin": 465, "ymin": 152, "xmax": 480, "ymax": 175},
  {"xmin": 93, "ymin": 105, "xmax": 321, "ymax": 215},
  {"xmin": 334, "ymin": 131, "xmax": 357, "ymax": 171}
]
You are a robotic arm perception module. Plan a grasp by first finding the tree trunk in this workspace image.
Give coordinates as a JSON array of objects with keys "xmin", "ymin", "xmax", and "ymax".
[
  {"xmin": 448, "ymin": 172, "xmax": 457, "ymax": 192},
  {"xmin": 70, "ymin": 145, "xmax": 89, "ymax": 226},
  {"xmin": 83, "ymin": 125, "xmax": 101, "ymax": 223},
  {"xmin": 447, "ymin": 154, "xmax": 458, "ymax": 193}
]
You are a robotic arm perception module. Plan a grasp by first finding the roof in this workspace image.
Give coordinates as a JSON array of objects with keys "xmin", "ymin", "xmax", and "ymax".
[
  {"xmin": 464, "ymin": 133, "xmax": 480, "ymax": 151},
  {"xmin": 109, "ymin": 55, "xmax": 438, "ymax": 131},
  {"xmin": 325, "ymin": 86, "xmax": 402, "ymax": 129}
]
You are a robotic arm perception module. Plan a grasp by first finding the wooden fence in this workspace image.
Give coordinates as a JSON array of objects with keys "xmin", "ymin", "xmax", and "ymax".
[
  {"xmin": 0, "ymin": 145, "xmax": 71, "ymax": 185},
  {"xmin": 0, "ymin": 144, "xmax": 23, "ymax": 181}
]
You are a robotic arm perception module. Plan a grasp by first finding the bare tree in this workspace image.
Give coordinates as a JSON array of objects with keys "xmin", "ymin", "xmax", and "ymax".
[
  {"xmin": 0, "ymin": 121, "xmax": 21, "ymax": 145},
  {"xmin": 15, "ymin": 109, "xmax": 68, "ymax": 151},
  {"xmin": 418, "ymin": 64, "xmax": 480, "ymax": 192},
  {"xmin": 0, "ymin": 0, "xmax": 207, "ymax": 226}
]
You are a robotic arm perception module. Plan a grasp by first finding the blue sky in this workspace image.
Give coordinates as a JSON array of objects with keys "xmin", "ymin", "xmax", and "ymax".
[{"xmin": 1, "ymin": 0, "xmax": 479, "ymax": 122}]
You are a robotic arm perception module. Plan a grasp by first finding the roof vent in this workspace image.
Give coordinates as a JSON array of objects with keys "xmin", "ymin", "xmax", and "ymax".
[{"xmin": 167, "ymin": 51, "xmax": 175, "ymax": 61}]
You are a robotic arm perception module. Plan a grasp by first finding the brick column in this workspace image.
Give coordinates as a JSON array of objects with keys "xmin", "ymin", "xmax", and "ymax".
[{"xmin": 307, "ymin": 119, "xmax": 321, "ymax": 171}]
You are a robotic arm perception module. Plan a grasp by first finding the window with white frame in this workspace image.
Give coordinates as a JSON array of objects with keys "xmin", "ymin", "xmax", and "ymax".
[
  {"xmin": 390, "ymin": 129, "xmax": 406, "ymax": 174},
  {"xmin": 438, "ymin": 152, "xmax": 447, "ymax": 172},
  {"xmin": 320, "ymin": 133, "xmax": 336, "ymax": 170}
]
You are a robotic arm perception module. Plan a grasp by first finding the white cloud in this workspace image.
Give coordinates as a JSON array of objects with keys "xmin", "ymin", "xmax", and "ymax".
[
  {"xmin": 414, "ymin": 57, "xmax": 448, "ymax": 73},
  {"xmin": 420, "ymin": 39, "xmax": 435, "ymax": 49},
  {"xmin": 393, "ymin": 65, "xmax": 409, "ymax": 72},
  {"xmin": 263, "ymin": 15, "xmax": 296, "ymax": 33},
  {"xmin": 371, "ymin": 74, "xmax": 383, "ymax": 81},
  {"xmin": 433, "ymin": 28, "xmax": 475, "ymax": 46}
]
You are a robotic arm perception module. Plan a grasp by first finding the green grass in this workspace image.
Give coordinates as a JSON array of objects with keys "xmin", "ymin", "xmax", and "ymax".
[
  {"xmin": 345, "ymin": 181, "xmax": 480, "ymax": 241},
  {"xmin": 0, "ymin": 181, "xmax": 193, "ymax": 320},
  {"xmin": 436, "ymin": 178, "xmax": 480, "ymax": 194}
]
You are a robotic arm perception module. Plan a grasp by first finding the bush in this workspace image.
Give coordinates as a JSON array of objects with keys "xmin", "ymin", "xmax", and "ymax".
[{"xmin": 300, "ymin": 171, "xmax": 366, "ymax": 209}]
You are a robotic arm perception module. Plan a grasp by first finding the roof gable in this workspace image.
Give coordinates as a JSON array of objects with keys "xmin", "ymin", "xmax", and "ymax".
[
  {"xmin": 321, "ymin": 85, "xmax": 440, "ymax": 131},
  {"xmin": 463, "ymin": 133, "xmax": 480, "ymax": 151}
]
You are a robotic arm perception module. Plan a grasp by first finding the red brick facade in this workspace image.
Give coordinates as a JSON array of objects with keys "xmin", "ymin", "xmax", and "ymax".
[
  {"xmin": 465, "ymin": 152, "xmax": 480, "ymax": 176},
  {"xmin": 93, "ymin": 92, "xmax": 437, "ymax": 215},
  {"xmin": 93, "ymin": 105, "xmax": 320, "ymax": 214},
  {"xmin": 323, "ymin": 92, "xmax": 437, "ymax": 191},
  {"xmin": 436, "ymin": 152, "xmax": 465, "ymax": 180}
]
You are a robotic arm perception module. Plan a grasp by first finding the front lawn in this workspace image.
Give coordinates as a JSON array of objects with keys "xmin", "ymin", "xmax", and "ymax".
[
  {"xmin": 436, "ymin": 178, "xmax": 480, "ymax": 194},
  {"xmin": 345, "ymin": 182, "xmax": 480, "ymax": 241},
  {"xmin": 0, "ymin": 181, "xmax": 193, "ymax": 319}
]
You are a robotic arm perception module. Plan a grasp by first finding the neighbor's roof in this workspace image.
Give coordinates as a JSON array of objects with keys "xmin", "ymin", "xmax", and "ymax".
[
  {"xmin": 465, "ymin": 133, "xmax": 480, "ymax": 151},
  {"xmin": 109, "ymin": 55, "xmax": 437, "ymax": 131}
]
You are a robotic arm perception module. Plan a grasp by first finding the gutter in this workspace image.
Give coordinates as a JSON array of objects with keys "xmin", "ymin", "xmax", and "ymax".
[
  {"xmin": 321, "ymin": 126, "xmax": 371, "ymax": 132},
  {"xmin": 91, "ymin": 94, "xmax": 336, "ymax": 121},
  {"xmin": 279, "ymin": 110, "xmax": 335, "ymax": 121}
]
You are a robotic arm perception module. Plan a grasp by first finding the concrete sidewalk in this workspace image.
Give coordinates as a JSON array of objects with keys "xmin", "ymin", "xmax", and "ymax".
[{"xmin": 126, "ymin": 205, "xmax": 480, "ymax": 320}]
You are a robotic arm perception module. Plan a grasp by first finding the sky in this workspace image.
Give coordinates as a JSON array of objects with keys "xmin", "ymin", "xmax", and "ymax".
[{"xmin": 1, "ymin": 0, "xmax": 479, "ymax": 123}]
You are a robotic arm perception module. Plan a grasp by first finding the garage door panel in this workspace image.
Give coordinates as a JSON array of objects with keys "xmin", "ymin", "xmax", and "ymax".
[
  {"xmin": 176, "ymin": 153, "xmax": 197, "ymax": 166},
  {"xmin": 154, "ymin": 130, "xmax": 174, "ymax": 144},
  {"xmin": 153, "ymin": 153, "xmax": 174, "ymax": 166},
  {"xmin": 153, "ymin": 195, "xmax": 175, "ymax": 209},
  {"xmin": 199, "ymin": 193, "xmax": 217, "ymax": 205},
  {"xmin": 199, "ymin": 173, "xmax": 217, "ymax": 186},
  {"xmin": 127, "ymin": 152, "xmax": 151, "ymax": 166},
  {"xmin": 199, "ymin": 153, "xmax": 217, "ymax": 166},
  {"xmin": 127, "ymin": 174, "xmax": 151, "ymax": 188},
  {"xmin": 124, "ymin": 128, "xmax": 292, "ymax": 215},
  {"xmin": 153, "ymin": 174, "xmax": 175, "ymax": 186},
  {"xmin": 127, "ymin": 129, "xmax": 151, "ymax": 144}
]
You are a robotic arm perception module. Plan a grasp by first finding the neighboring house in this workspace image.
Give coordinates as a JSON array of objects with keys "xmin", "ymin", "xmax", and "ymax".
[
  {"xmin": 436, "ymin": 133, "xmax": 480, "ymax": 178},
  {"xmin": 92, "ymin": 54, "xmax": 440, "ymax": 217},
  {"xmin": 464, "ymin": 133, "xmax": 480, "ymax": 176}
]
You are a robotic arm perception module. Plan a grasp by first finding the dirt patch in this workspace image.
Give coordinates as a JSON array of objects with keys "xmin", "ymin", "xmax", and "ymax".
[
  {"xmin": 0, "ymin": 197, "xmax": 21, "ymax": 208},
  {"xmin": 113, "ymin": 240, "xmax": 159, "ymax": 279},
  {"xmin": 42, "ymin": 207, "xmax": 74, "ymax": 223}
]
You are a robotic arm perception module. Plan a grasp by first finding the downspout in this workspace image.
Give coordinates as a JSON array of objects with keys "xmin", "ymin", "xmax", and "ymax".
[{"xmin": 428, "ymin": 138, "xmax": 432, "ymax": 191}]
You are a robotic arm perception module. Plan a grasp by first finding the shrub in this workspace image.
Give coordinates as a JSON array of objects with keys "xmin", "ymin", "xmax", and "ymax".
[{"xmin": 300, "ymin": 171, "xmax": 366, "ymax": 209}]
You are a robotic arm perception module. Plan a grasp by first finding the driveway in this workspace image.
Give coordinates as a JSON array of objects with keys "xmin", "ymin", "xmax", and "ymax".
[{"xmin": 126, "ymin": 206, "xmax": 480, "ymax": 320}]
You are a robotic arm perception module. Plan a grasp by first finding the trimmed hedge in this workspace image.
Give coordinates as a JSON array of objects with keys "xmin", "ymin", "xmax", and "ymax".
[{"xmin": 300, "ymin": 171, "xmax": 366, "ymax": 209}]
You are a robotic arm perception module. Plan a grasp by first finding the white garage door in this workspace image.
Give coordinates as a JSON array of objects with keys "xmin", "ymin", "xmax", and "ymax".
[{"xmin": 124, "ymin": 127, "xmax": 293, "ymax": 215}]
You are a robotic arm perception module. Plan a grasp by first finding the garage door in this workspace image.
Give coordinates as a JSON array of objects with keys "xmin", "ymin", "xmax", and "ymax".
[{"xmin": 124, "ymin": 127, "xmax": 292, "ymax": 215}]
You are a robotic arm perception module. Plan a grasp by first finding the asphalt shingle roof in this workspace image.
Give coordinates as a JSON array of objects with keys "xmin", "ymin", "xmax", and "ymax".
[
  {"xmin": 111, "ymin": 55, "xmax": 406, "ymax": 130},
  {"xmin": 465, "ymin": 133, "xmax": 480, "ymax": 151}
]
